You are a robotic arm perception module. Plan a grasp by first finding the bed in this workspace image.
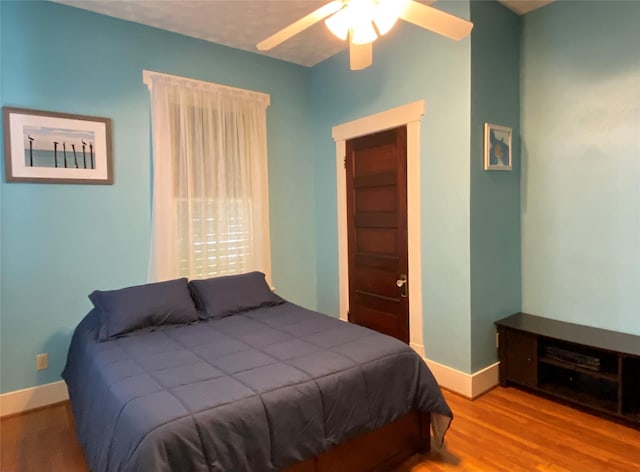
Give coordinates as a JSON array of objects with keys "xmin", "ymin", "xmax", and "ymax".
[{"xmin": 62, "ymin": 273, "xmax": 452, "ymax": 472}]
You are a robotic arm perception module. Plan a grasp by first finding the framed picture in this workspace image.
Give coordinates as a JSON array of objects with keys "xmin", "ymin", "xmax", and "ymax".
[
  {"xmin": 3, "ymin": 107, "xmax": 113, "ymax": 184},
  {"xmin": 484, "ymin": 123, "xmax": 512, "ymax": 171}
]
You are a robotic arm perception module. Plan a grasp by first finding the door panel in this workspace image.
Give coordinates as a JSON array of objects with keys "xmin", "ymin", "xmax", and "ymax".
[
  {"xmin": 351, "ymin": 267, "xmax": 399, "ymax": 299},
  {"xmin": 355, "ymin": 291, "xmax": 400, "ymax": 314},
  {"xmin": 354, "ymin": 254, "xmax": 397, "ymax": 271},
  {"xmin": 354, "ymin": 171, "xmax": 396, "ymax": 188},
  {"xmin": 346, "ymin": 126, "xmax": 409, "ymax": 343},
  {"xmin": 354, "ymin": 212, "xmax": 397, "ymax": 228},
  {"xmin": 354, "ymin": 304, "xmax": 401, "ymax": 337},
  {"xmin": 355, "ymin": 229, "xmax": 397, "ymax": 255},
  {"xmin": 355, "ymin": 187, "xmax": 397, "ymax": 213},
  {"xmin": 353, "ymin": 145, "xmax": 395, "ymax": 175}
]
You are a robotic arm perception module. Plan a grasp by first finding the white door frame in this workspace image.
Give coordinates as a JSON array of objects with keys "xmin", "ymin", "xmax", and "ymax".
[{"xmin": 332, "ymin": 100, "xmax": 425, "ymax": 356}]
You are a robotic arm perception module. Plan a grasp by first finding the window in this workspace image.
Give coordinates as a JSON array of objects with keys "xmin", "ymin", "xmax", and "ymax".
[{"xmin": 144, "ymin": 71, "xmax": 271, "ymax": 282}]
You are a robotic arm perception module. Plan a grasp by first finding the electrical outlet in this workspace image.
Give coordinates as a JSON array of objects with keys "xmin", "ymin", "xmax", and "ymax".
[{"xmin": 36, "ymin": 353, "xmax": 48, "ymax": 371}]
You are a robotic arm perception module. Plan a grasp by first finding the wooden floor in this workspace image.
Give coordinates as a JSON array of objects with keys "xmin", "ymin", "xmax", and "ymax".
[{"xmin": 1, "ymin": 387, "xmax": 639, "ymax": 471}]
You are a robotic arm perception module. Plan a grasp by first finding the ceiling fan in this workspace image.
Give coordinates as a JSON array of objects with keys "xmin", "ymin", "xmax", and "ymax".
[{"xmin": 257, "ymin": 0, "xmax": 473, "ymax": 70}]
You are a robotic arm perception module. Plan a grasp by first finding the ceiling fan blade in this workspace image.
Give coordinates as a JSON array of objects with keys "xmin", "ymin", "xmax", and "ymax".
[
  {"xmin": 400, "ymin": 0, "xmax": 473, "ymax": 40},
  {"xmin": 350, "ymin": 40, "xmax": 372, "ymax": 70},
  {"xmin": 257, "ymin": 1, "xmax": 344, "ymax": 51}
]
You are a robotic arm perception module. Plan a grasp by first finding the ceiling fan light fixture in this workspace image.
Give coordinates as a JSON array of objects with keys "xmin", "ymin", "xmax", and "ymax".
[
  {"xmin": 326, "ymin": 0, "xmax": 379, "ymax": 44},
  {"xmin": 372, "ymin": 0, "xmax": 408, "ymax": 36},
  {"xmin": 372, "ymin": 16, "xmax": 398, "ymax": 37},
  {"xmin": 351, "ymin": 18, "xmax": 378, "ymax": 44},
  {"xmin": 325, "ymin": 7, "xmax": 350, "ymax": 41}
]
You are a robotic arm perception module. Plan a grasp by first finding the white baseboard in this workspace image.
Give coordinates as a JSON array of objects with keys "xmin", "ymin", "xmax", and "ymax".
[
  {"xmin": 0, "ymin": 361, "xmax": 498, "ymax": 416},
  {"xmin": 471, "ymin": 362, "xmax": 501, "ymax": 398},
  {"xmin": 425, "ymin": 358, "xmax": 499, "ymax": 399},
  {"xmin": 410, "ymin": 342, "xmax": 425, "ymax": 358},
  {"xmin": 0, "ymin": 381, "xmax": 69, "ymax": 417}
]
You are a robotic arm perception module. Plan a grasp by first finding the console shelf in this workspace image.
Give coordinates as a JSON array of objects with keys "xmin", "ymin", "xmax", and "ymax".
[
  {"xmin": 538, "ymin": 356, "xmax": 619, "ymax": 382},
  {"xmin": 496, "ymin": 313, "xmax": 640, "ymax": 429}
]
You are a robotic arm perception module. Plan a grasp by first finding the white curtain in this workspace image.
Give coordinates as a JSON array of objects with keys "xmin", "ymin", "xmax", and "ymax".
[{"xmin": 145, "ymin": 71, "xmax": 272, "ymax": 283}]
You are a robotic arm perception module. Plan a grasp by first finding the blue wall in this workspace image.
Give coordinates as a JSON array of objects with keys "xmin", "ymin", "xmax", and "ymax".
[
  {"xmin": 0, "ymin": 1, "xmax": 317, "ymax": 393},
  {"xmin": 5, "ymin": 0, "xmax": 637, "ymax": 396},
  {"xmin": 310, "ymin": 1, "xmax": 473, "ymax": 373},
  {"xmin": 520, "ymin": 1, "xmax": 640, "ymax": 334},
  {"xmin": 469, "ymin": 1, "xmax": 521, "ymax": 372}
]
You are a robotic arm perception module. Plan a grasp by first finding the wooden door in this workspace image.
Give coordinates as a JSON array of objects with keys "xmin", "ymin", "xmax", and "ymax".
[{"xmin": 346, "ymin": 126, "xmax": 409, "ymax": 343}]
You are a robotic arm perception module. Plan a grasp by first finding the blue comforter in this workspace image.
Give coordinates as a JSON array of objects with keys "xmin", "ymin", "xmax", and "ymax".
[{"xmin": 63, "ymin": 302, "xmax": 452, "ymax": 472}]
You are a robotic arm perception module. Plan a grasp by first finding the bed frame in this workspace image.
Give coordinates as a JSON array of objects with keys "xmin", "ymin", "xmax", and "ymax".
[{"xmin": 284, "ymin": 411, "xmax": 430, "ymax": 472}]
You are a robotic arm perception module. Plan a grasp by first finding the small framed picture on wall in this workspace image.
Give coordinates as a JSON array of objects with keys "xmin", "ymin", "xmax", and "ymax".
[
  {"xmin": 3, "ymin": 107, "xmax": 113, "ymax": 184},
  {"xmin": 484, "ymin": 123, "xmax": 512, "ymax": 171}
]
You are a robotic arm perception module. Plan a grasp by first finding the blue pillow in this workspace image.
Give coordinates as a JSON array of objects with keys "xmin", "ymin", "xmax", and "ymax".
[
  {"xmin": 189, "ymin": 271, "xmax": 284, "ymax": 320},
  {"xmin": 89, "ymin": 278, "xmax": 200, "ymax": 341}
]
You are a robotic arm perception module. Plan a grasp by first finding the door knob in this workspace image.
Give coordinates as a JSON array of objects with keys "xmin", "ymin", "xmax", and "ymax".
[{"xmin": 396, "ymin": 275, "xmax": 407, "ymax": 298}]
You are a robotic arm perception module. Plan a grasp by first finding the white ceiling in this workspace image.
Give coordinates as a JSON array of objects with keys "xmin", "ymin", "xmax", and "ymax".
[{"xmin": 54, "ymin": 0, "xmax": 555, "ymax": 67}]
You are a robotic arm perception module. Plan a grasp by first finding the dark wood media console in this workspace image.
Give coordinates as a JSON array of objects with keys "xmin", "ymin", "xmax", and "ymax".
[{"xmin": 496, "ymin": 312, "xmax": 640, "ymax": 429}]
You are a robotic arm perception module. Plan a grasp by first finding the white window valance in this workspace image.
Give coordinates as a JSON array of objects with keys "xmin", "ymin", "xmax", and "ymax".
[{"xmin": 143, "ymin": 70, "xmax": 270, "ymax": 106}]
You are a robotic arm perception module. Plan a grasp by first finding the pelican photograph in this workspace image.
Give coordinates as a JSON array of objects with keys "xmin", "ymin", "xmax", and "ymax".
[{"xmin": 3, "ymin": 107, "xmax": 112, "ymax": 184}]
